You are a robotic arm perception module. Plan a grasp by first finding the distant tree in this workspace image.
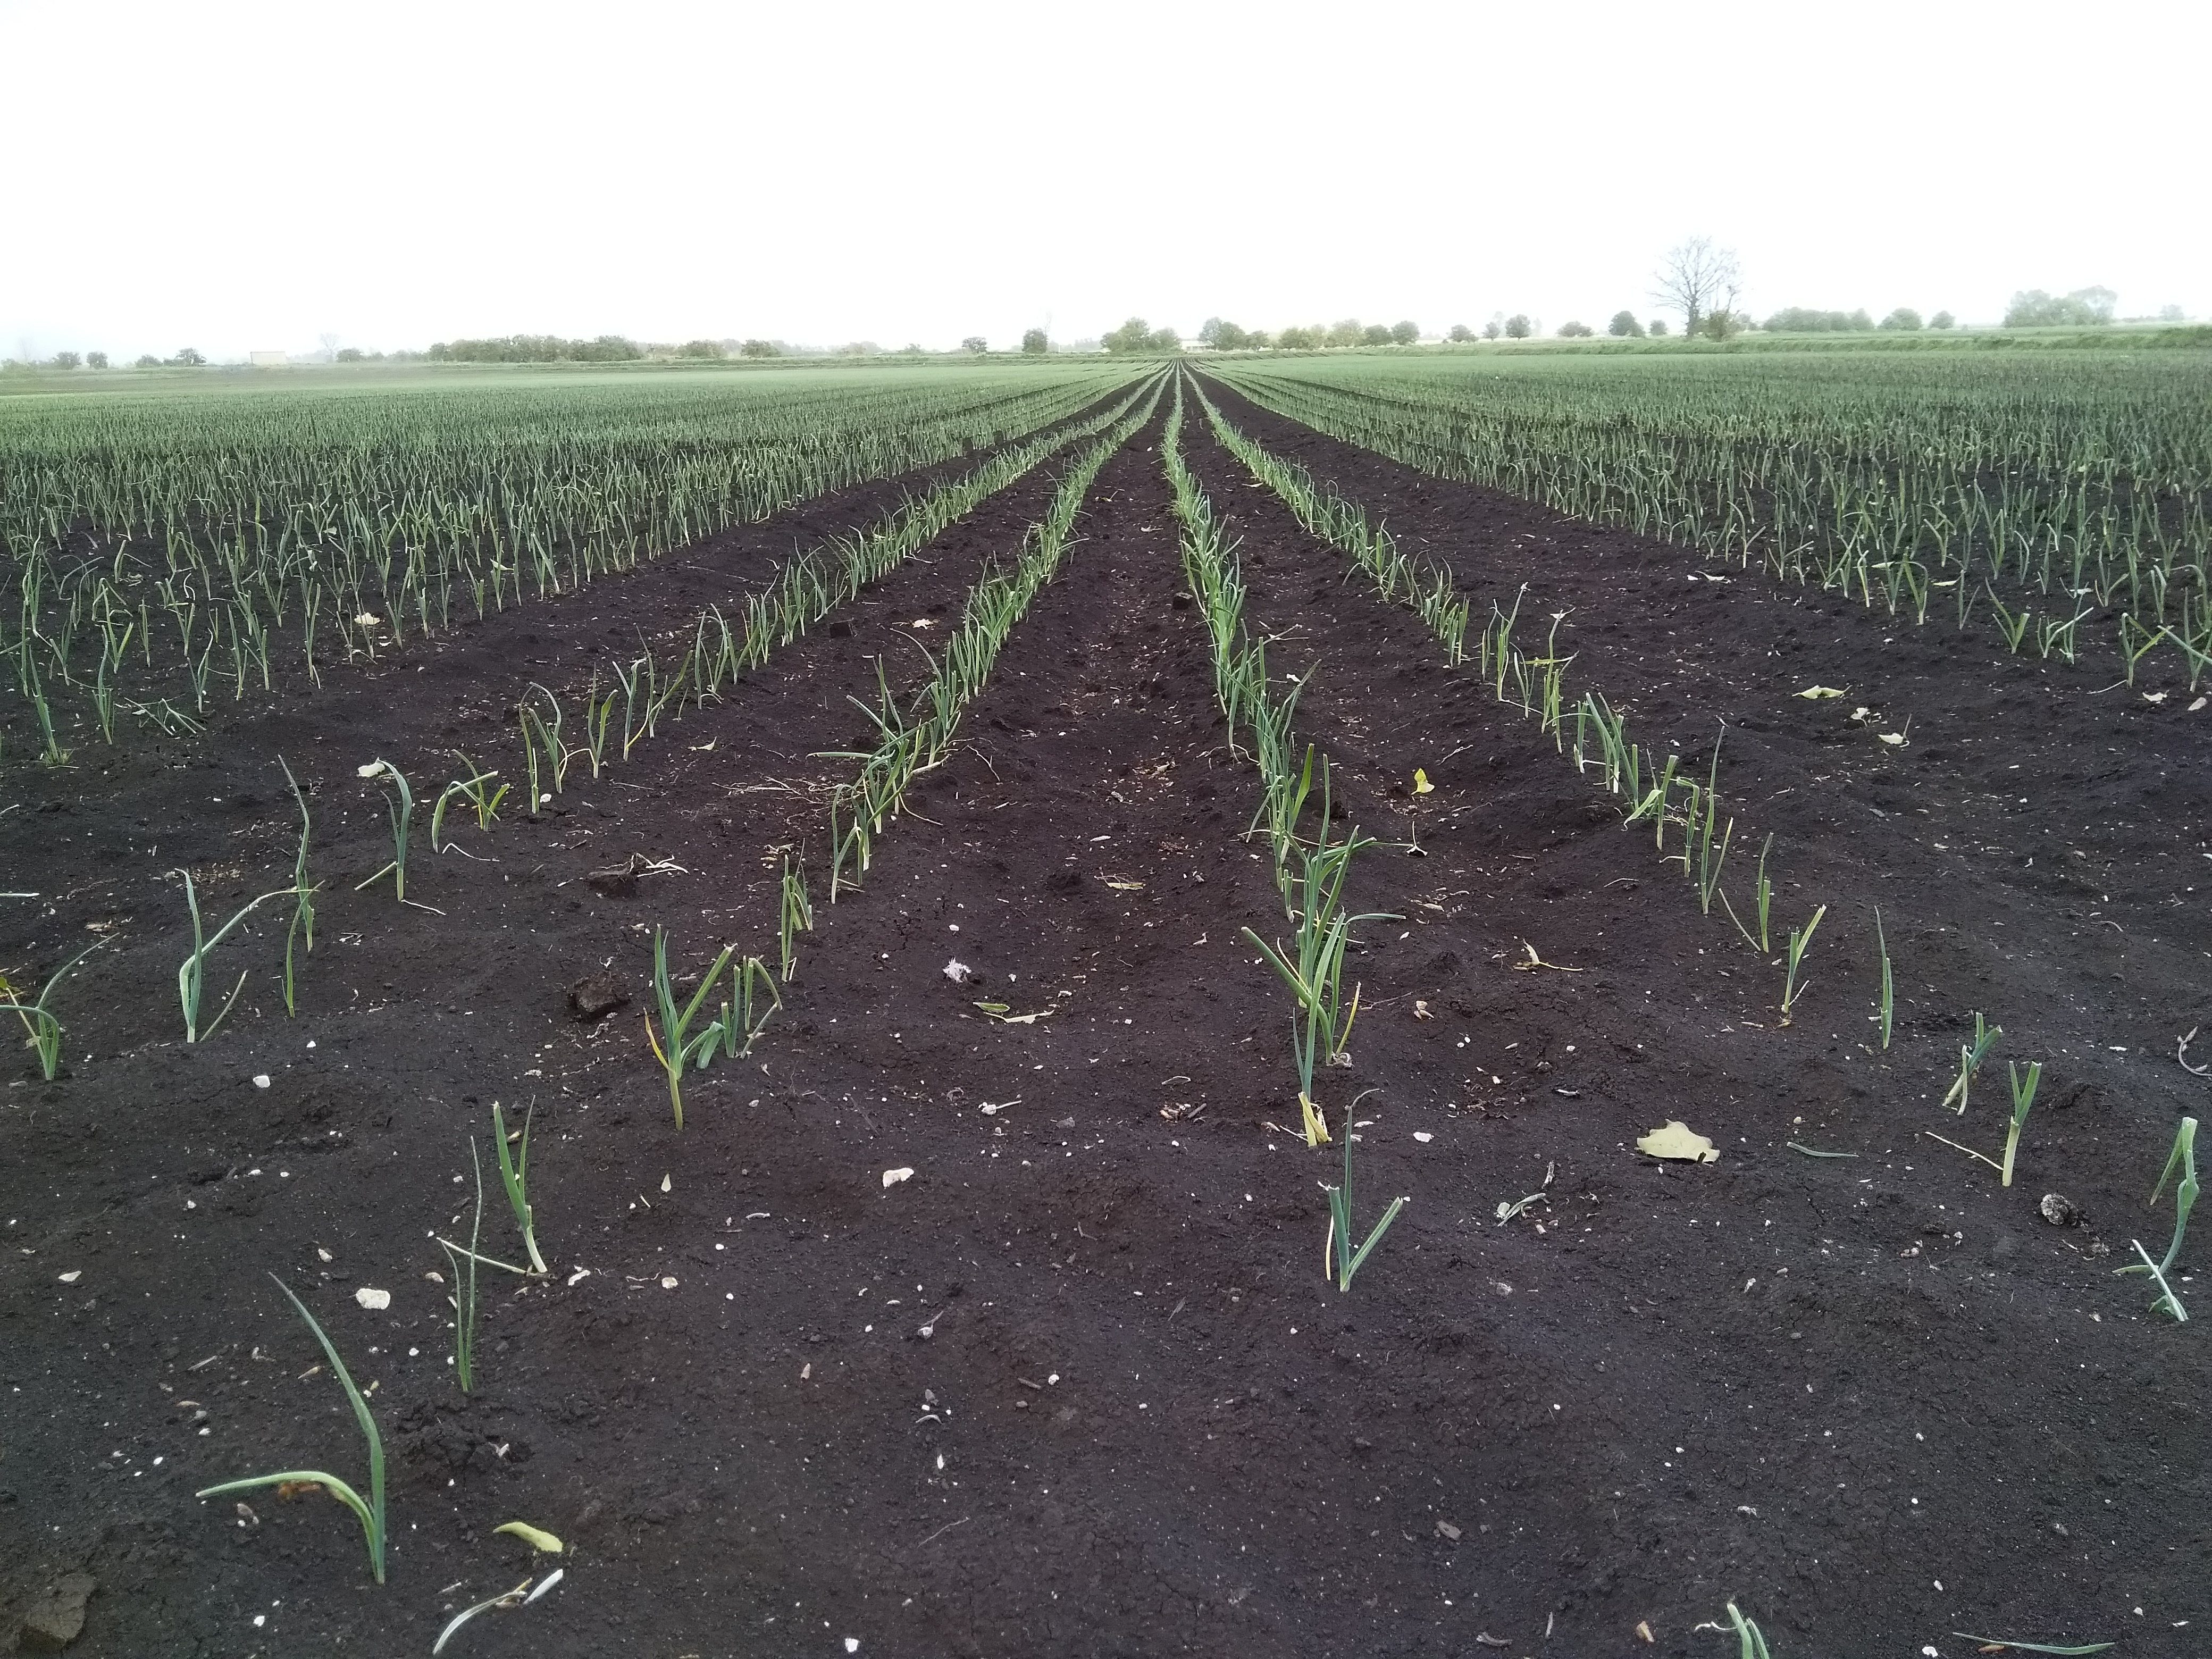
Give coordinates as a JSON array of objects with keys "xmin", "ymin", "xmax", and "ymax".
[
  {"xmin": 739, "ymin": 339, "xmax": 781, "ymax": 358},
  {"xmin": 1651, "ymin": 236, "xmax": 1741, "ymax": 339},
  {"xmin": 1199, "ymin": 317, "xmax": 1253, "ymax": 350},
  {"xmin": 1356, "ymin": 323, "xmax": 1389, "ymax": 346},
  {"xmin": 1246, "ymin": 330, "xmax": 1272, "ymax": 349},
  {"xmin": 1929, "ymin": 311, "xmax": 1955, "ymax": 330},
  {"xmin": 1606, "ymin": 310, "xmax": 1644, "ymax": 338},
  {"xmin": 50, "ymin": 350, "xmax": 81, "ymax": 370},
  {"xmin": 1556, "ymin": 320, "xmax": 1593, "ymax": 338},
  {"xmin": 1389, "ymin": 320, "xmax": 1419, "ymax": 346},
  {"xmin": 1276, "ymin": 324, "xmax": 1320, "ymax": 349},
  {"xmin": 1319, "ymin": 319, "xmax": 1359, "ymax": 348},
  {"xmin": 317, "ymin": 332, "xmax": 341, "ymax": 362},
  {"xmin": 1764, "ymin": 307, "xmax": 1876, "ymax": 334},
  {"xmin": 1447, "ymin": 323, "xmax": 1474, "ymax": 343},
  {"xmin": 1482, "ymin": 317, "xmax": 1503, "ymax": 340},
  {"xmin": 86, "ymin": 350, "xmax": 108, "ymax": 368},
  {"xmin": 960, "ymin": 336, "xmax": 989, "ymax": 354},
  {"xmin": 134, "ymin": 353, "xmax": 161, "ymax": 367},
  {"xmin": 1503, "ymin": 314, "xmax": 1531, "ymax": 339},
  {"xmin": 334, "ymin": 347, "xmax": 364, "ymax": 362},
  {"xmin": 677, "ymin": 339, "xmax": 727, "ymax": 358},
  {"xmin": 1878, "ymin": 307, "xmax": 1923, "ymax": 332},
  {"xmin": 1647, "ymin": 318, "xmax": 1668, "ymax": 336},
  {"xmin": 1147, "ymin": 326, "xmax": 1181, "ymax": 353},
  {"xmin": 1102, "ymin": 317, "xmax": 1156, "ymax": 354},
  {"xmin": 171, "ymin": 347, "xmax": 206, "ymax": 366},
  {"xmin": 1021, "ymin": 327, "xmax": 1049, "ymax": 354},
  {"xmin": 2004, "ymin": 287, "xmax": 2116, "ymax": 328},
  {"xmin": 2158, "ymin": 303, "xmax": 2185, "ymax": 323}
]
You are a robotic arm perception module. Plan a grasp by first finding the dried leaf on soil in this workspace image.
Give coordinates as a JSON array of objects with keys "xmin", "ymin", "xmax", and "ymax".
[{"xmin": 1637, "ymin": 1122, "xmax": 1718, "ymax": 1163}]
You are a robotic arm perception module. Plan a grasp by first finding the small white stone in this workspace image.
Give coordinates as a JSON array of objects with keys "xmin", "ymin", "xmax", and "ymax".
[
  {"xmin": 252, "ymin": 1074, "xmax": 271, "ymax": 1090},
  {"xmin": 354, "ymin": 1286, "xmax": 391, "ymax": 1311},
  {"xmin": 882, "ymin": 1167, "xmax": 915, "ymax": 1189}
]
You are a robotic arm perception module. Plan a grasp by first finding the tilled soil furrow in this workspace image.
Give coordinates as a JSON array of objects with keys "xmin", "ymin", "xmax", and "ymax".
[
  {"xmin": 1196, "ymin": 373, "xmax": 2212, "ymax": 941},
  {"xmin": 1190, "ymin": 374, "xmax": 2208, "ymax": 1126}
]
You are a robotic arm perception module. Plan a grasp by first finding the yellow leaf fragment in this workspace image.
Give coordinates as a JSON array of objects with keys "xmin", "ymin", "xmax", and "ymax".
[
  {"xmin": 1794, "ymin": 685, "xmax": 1845, "ymax": 699},
  {"xmin": 1637, "ymin": 1121, "xmax": 1719, "ymax": 1163},
  {"xmin": 1412, "ymin": 768, "xmax": 1435, "ymax": 795},
  {"xmin": 1103, "ymin": 878, "xmax": 1145, "ymax": 891},
  {"xmin": 495, "ymin": 1520, "xmax": 564, "ymax": 1554},
  {"xmin": 974, "ymin": 1002, "xmax": 1053, "ymax": 1024}
]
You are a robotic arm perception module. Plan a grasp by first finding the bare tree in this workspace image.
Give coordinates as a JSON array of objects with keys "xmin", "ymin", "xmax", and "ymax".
[{"xmin": 1651, "ymin": 237, "xmax": 1740, "ymax": 339}]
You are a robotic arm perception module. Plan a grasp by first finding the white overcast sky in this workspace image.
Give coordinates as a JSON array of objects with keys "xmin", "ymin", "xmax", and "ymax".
[{"xmin": 3, "ymin": 0, "xmax": 2206, "ymax": 359}]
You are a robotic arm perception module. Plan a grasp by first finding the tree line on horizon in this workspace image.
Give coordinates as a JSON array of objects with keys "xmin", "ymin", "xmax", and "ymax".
[{"xmin": 6, "ymin": 284, "xmax": 2182, "ymax": 373}]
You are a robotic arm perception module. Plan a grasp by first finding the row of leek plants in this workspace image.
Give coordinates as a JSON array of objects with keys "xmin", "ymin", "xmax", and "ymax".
[
  {"xmin": 1160, "ymin": 381, "xmax": 1405, "ymax": 1291},
  {"xmin": 1, "ymin": 368, "xmax": 1137, "ymax": 761},
  {"xmin": 1192, "ymin": 377, "xmax": 1831, "ymax": 1019},
  {"xmin": 1205, "ymin": 359, "xmax": 2212, "ymax": 691},
  {"xmin": 825, "ymin": 382, "xmax": 1164, "ymax": 896},
  {"xmin": 495, "ymin": 379, "xmax": 1155, "ymax": 795}
]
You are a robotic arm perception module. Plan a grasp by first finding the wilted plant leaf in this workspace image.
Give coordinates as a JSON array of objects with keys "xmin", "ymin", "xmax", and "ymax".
[{"xmin": 1637, "ymin": 1121, "xmax": 1719, "ymax": 1163}]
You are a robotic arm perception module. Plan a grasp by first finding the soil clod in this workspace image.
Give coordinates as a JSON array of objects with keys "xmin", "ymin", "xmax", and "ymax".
[{"xmin": 567, "ymin": 971, "xmax": 630, "ymax": 1021}]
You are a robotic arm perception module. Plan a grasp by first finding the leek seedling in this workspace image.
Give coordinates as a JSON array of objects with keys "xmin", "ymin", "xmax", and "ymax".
[
  {"xmin": 437, "ymin": 1140, "xmax": 487, "ymax": 1393},
  {"xmin": 522, "ymin": 684, "xmax": 569, "ymax": 795},
  {"xmin": 1694, "ymin": 736, "xmax": 1735, "ymax": 915},
  {"xmin": 177, "ymin": 872, "xmax": 295, "ymax": 1043},
  {"xmin": 1940, "ymin": 1012, "xmax": 2002, "ymax": 1114},
  {"xmin": 1778, "ymin": 904, "xmax": 1826, "ymax": 1025},
  {"xmin": 1719, "ymin": 833, "xmax": 1775, "ymax": 954},
  {"xmin": 279, "ymin": 759, "xmax": 317, "ymax": 1017},
  {"xmin": 1872, "ymin": 907, "xmax": 1893, "ymax": 1050},
  {"xmin": 1751, "ymin": 835, "xmax": 1773, "ymax": 952},
  {"xmin": 196, "ymin": 1276, "xmax": 387, "ymax": 1584},
  {"xmin": 1322, "ymin": 1100, "xmax": 1407, "ymax": 1292},
  {"xmin": 492, "ymin": 1102, "xmax": 548, "ymax": 1275},
  {"xmin": 1, "ymin": 942, "xmax": 100, "ymax": 1080},
  {"xmin": 519, "ymin": 716, "xmax": 542, "ymax": 816},
  {"xmin": 433, "ymin": 1571, "xmax": 565, "ymax": 1655},
  {"xmin": 1242, "ymin": 830, "xmax": 1396, "ymax": 1148},
  {"xmin": 583, "ymin": 674, "xmax": 614, "ymax": 777},
  {"xmin": 1999, "ymin": 1060, "xmax": 2041, "ymax": 1187},
  {"xmin": 778, "ymin": 855, "xmax": 814, "ymax": 982},
  {"xmin": 718, "ymin": 954, "xmax": 782, "ymax": 1059},
  {"xmin": 430, "ymin": 753, "xmax": 508, "ymax": 850},
  {"xmin": 2118, "ymin": 1116, "xmax": 2198, "ymax": 1320},
  {"xmin": 352, "ymin": 760, "xmax": 415, "ymax": 902},
  {"xmin": 1723, "ymin": 1601, "xmax": 1772, "ymax": 1658},
  {"xmin": 643, "ymin": 929, "xmax": 738, "ymax": 1129},
  {"xmin": 2118, "ymin": 615, "xmax": 2169, "ymax": 686}
]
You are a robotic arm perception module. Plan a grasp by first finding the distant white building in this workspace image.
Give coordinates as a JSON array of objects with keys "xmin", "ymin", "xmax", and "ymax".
[{"xmin": 249, "ymin": 350, "xmax": 288, "ymax": 367}]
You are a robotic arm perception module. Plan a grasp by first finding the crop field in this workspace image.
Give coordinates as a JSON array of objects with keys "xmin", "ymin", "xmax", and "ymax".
[{"xmin": 3, "ymin": 347, "xmax": 2210, "ymax": 1656}]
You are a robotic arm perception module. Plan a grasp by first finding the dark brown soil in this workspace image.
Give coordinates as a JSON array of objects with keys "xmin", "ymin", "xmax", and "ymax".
[{"xmin": 3, "ymin": 375, "xmax": 2208, "ymax": 1658}]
